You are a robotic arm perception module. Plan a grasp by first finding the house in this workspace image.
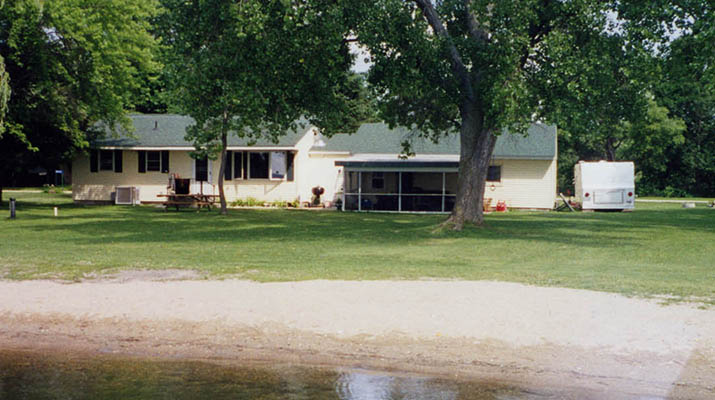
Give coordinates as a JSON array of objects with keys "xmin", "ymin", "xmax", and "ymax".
[{"xmin": 72, "ymin": 114, "xmax": 557, "ymax": 211}]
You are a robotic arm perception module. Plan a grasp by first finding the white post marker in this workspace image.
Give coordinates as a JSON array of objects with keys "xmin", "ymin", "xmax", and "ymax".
[{"xmin": 53, "ymin": 207, "xmax": 58, "ymax": 217}]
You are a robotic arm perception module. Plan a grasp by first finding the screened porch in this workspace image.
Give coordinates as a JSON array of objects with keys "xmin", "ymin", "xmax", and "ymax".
[{"xmin": 341, "ymin": 167, "xmax": 459, "ymax": 212}]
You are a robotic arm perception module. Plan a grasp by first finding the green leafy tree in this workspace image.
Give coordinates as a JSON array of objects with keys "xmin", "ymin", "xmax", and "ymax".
[
  {"xmin": 350, "ymin": 0, "xmax": 628, "ymax": 228},
  {"xmin": 556, "ymin": 98, "xmax": 686, "ymax": 195},
  {"xmin": 161, "ymin": 0, "xmax": 366, "ymax": 215},
  {"xmin": 0, "ymin": 0, "xmax": 159, "ymax": 201},
  {"xmin": 618, "ymin": 0, "xmax": 713, "ymax": 196},
  {"xmin": 536, "ymin": 29, "xmax": 650, "ymax": 162}
]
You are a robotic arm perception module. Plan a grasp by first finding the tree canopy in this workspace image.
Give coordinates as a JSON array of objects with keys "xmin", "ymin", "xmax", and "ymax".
[
  {"xmin": 161, "ymin": 0, "xmax": 368, "ymax": 214},
  {"xmin": 349, "ymin": 0, "xmax": 629, "ymax": 227},
  {"xmin": 0, "ymin": 0, "xmax": 159, "ymax": 199}
]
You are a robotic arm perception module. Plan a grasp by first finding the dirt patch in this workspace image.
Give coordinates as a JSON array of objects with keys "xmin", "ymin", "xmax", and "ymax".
[{"xmin": 1, "ymin": 279, "xmax": 714, "ymax": 398}]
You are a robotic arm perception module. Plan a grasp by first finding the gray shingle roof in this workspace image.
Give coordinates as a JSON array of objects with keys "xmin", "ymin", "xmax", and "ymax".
[
  {"xmin": 93, "ymin": 114, "xmax": 310, "ymax": 148},
  {"xmin": 93, "ymin": 115, "xmax": 556, "ymax": 159},
  {"xmin": 316, "ymin": 122, "xmax": 556, "ymax": 159}
]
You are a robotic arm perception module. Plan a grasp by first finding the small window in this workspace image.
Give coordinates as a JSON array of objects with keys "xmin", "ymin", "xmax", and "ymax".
[
  {"xmin": 372, "ymin": 172, "xmax": 384, "ymax": 189},
  {"xmin": 270, "ymin": 152, "xmax": 287, "ymax": 180},
  {"xmin": 146, "ymin": 151, "xmax": 161, "ymax": 171},
  {"xmin": 99, "ymin": 150, "xmax": 114, "ymax": 171},
  {"xmin": 487, "ymin": 166, "xmax": 501, "ymax": 182},
  {"xmin": 249, "ymin": 152, "xmax": 269, "ymax": 179}
]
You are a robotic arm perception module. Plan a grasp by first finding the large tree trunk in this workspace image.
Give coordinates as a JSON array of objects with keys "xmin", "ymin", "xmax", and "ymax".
[
  {"xmin": 217, "ymin": 116, "xmax": 228, "ymax": 215},
  {"xmin": 445, "ymin": 107, "xmax": 497, "ymax": 230}
]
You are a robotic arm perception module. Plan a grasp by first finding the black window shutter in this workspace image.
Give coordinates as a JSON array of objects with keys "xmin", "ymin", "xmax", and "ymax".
[
  {"xmin": 242, "ymin": 151, "xmax": 248, "ymax": 179},
  {"xmin": 138, "ymin": 151, "xmax": 146, "ymax": 173},
  {"xmin": 90, "ymin": 150, "xmax": 98, "ymax": 173},
  {"xmin": 114, "ymin": 150, "xmax": 123, "ymax": 173},
  {"xmin": 233, "ymin": 151, "xmax": 242, "ymax": 179},
  {"xmin": 161, "ymin": 150, "xmax": 170, "ymax": 173},
  {"xmin": 286, "ymin": 152, "xmax": 295, "ymax": 182},
  {"xmin": 224, "ymin": 151, "xmax": 233, "ymax": 180}
]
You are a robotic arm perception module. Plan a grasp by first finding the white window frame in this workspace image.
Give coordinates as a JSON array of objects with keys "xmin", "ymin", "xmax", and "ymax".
[{"xmin": 145, "ymin": 151, "xmax": 162, "ymax": 172}]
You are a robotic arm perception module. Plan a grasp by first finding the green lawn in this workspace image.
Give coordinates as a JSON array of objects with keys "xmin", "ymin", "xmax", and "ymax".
[{"xmin": 1, "ymin": 191, "xmax": 713, "ymax": 303}]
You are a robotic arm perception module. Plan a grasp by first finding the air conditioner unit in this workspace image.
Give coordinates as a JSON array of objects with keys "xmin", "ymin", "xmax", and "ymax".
[{"xmin": 115, "ymin": 186, "xmax": 140, "ymax": 205}]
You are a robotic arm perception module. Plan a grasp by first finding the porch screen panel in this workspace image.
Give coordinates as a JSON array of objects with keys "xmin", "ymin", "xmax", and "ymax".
[
  {"xmin": 360, "ymin": 172, "xmax": 398, "ymax": 211},
  {"xmin": 401, "ymin": 172, "xmax": 443, "ymax": 212},
  {"xmin": 361, "ymin": 172, "xmax": 398, "ymax": 194},
  {"xmin": 444, "ymin": 173, "xmax": 458, "ymax": 211},
  {"xmin": 344, "ymin": 171, "xmax": 360, "ymax": 211}
]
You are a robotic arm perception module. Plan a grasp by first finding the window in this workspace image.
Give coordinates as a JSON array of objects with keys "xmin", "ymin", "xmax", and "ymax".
[
  {"xmin": 138, "ymin": 150, "xmax": 169, "ymax": 173},
  {"xmin": 146, "ymin": 151, "xmax": 161, "ymax": 171},
  {"xmin": 487, "ymin": 165, "xmax": 501, "ymax": 182},
  {"xmin": 91, "ymin": 150, "xmax": 122, "ymax": 173},
  {"xmin": 270, "ymin": 152, "xmax": 286, "ymax": 180},
  {"xmin": 249, "ymin": 152, "xmax": 269, "ymax": 179},
  {"xmin": 195, "ymin": 157, "xmax": 208, "ymax": 182},
  {"xmin": 99, "ymin": 150, "xmax": 114, "ymax": 171}
]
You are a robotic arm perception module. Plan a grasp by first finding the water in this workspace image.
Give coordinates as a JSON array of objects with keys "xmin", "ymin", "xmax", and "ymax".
[{"xmin": 0, "ymin": 350, "xmax": 552, "ymax": 399}]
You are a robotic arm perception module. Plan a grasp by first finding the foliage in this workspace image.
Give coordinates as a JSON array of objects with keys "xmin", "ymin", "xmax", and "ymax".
[
  {"xmin": 610, "ymin": 0, "xmax": 713, "ymax": 196},
  {"xmin": 2, "ymin": 191, "xmax": 714, "ymax": 304},
  {"xmin": 0, "ymin": 0, "xmax": 160, "ymax": 197},
  {"xmin": 348, "ymin": 0, "xmax": 630, "ymax": 228},
  {"xmin": 535, "ymin": 27, "xmax": 651, "ymax": 161},
  {"xmin": 230, "ymin": 197, "xmax": 263, "ymax": 207},
  {"xmin": 161, "ymin": 0, "xmax": 367, "ymax": 214},
  {"xmin": 556, "ymin": 98, "xmax": 686, "ymax": 194}
]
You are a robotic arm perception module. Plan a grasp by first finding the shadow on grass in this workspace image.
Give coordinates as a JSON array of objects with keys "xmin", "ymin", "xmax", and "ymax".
[
  {"xmin": 15, "ymin": 201, "xmax": 711, "ymax": 251},
  {"xmin": 7, "ymin": 190, "xmax": 712, "ymax": 250}
]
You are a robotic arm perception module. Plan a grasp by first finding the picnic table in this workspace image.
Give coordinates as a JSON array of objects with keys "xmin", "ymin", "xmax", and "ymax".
[{"xmin": 157, "ymin": 193, "xmax": 219, "ymax": 211}]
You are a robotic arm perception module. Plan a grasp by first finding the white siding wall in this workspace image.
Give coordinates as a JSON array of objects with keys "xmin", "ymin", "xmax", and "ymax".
[
  {"xmin": 485, "ymin": 158, "xmax": 557, "ymax": 209},
  {"xmin": 73, "ymin": 129, "xmax": 557, "ymax": 209},
  {"xmin": 73, "ymin": 149, "xmax": 300, "ymax": 203}
]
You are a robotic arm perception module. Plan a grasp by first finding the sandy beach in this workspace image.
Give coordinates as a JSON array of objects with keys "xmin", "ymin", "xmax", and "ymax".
[{"xmin": 1, "ymin": 275, "xmax": 714, "ymax": 398}]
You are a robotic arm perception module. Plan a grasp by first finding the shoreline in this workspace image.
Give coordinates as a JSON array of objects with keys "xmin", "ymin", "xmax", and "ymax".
[{"xmin": 1, "ymin": 278, "xmax": 714, "ymax": 398}]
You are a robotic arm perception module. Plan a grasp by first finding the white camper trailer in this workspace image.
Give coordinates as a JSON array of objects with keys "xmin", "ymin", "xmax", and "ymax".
[{"xmin": 574, "ymin": 161, "xmax": 635, "ymax": 210}]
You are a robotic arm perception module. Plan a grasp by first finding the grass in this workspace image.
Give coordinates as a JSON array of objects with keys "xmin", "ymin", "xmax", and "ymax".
[{"xmin": 1, "ymin": 191, "xmax": 713, "ymax": 304}]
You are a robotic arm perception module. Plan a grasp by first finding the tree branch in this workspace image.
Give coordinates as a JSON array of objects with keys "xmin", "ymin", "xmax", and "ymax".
[
  {"xmin": 412, "ymin": 0, "xmax": 475, "ymax": 103},
  {"xmin": 461, "ymin": 0, "xmax": 490, "ymax": 43}
]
